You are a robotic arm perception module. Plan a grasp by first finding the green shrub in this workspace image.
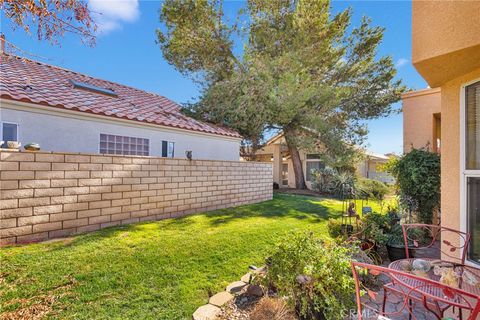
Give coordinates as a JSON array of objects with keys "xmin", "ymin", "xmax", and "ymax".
[
  {"xmin": 356, "ymin": 178, "xmax": 390, "ymax": 201},
  {"xmin": 385, "ymin": 224, "xmax": 426, "ymax": 247},
  {"xmin": 326, "ymin": 219, "xmax": 344, "ymax": 239},
  {"xmin": 384, "ymin": 148, "xmax": 440, "ymax": 224},
  {"xmin": 357, "ymin": 210, "xmax": 406, "ymax": 247},
  {"xmin": 264, "ymin": 231, "xmax": 357, "ymax": 320},
  {"xmin": 359, "ymin": 213, "xmax": 390, "ymax": 245},
  {"xmin": 311, "ymin": 168, "xmax": 336, "ymax": 194},
  {"xmin": 311, "ymin": 168, "xmax": 355, "ymax": 198},
  {"xmin": 385, "ymin": 224, "xmax": 405, "ymax": 246}
]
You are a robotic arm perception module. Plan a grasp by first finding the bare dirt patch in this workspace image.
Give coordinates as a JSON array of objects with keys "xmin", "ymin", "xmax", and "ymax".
[{"xmin": 0, "ymin": 277, "xmax": 77, "ymax": 320}]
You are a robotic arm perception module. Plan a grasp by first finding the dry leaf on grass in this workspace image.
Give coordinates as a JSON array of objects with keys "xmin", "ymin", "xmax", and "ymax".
[{"xmin": 0, "ymin": 277, "xmax": 77, "ymax": 320}]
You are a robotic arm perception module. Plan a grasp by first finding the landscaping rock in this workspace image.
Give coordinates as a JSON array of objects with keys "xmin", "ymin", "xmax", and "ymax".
[
  {"xmin": 240, "ymin": 273, "xmax": 251, "ymax": 283},
  {"xmin": 192, "ymin": 304, "xmax": 221, "ymax": 320},
  {"xmin": 251, "ymin": 266, "xmax": 267, "ymax": 275},
  {"xmin": 209, "ymin": 291, "xmax": 234, "ymax": 307},
  {"xmin": 216, "ymin": 293, "xmax": 262, "ymax": 320},
  {"xmin": 246, "ymin": 284, "xmax": 264, "ymax": 297},
  {"xmin": 226, "ymin": 281, "xmax": 247, "ymax": 294}
]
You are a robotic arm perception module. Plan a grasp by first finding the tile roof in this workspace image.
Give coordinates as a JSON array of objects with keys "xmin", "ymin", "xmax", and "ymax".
[{"xmin": 0, "ymin": 54, "xmax": 241, "ymax": 138}]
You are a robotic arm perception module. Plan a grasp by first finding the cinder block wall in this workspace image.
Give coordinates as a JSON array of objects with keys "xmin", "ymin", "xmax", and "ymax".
[{"xmin": 0, "ymin": 151, "xmax": 273, "ymax": 245}]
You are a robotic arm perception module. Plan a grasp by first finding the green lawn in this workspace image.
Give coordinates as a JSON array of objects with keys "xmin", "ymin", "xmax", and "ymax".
[{"xmin": 0, "ymin": 193, "xmax": 384, "ymax": 319}]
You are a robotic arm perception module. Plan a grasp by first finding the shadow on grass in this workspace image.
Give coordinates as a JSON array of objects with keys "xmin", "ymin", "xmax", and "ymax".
[
  {"xmin": 201, "ymin": 193, "xmax": 342, "ymax": 226},
  {"xmin": 43, "ymin": 194, "xmax": 342, "ymax": 250}
]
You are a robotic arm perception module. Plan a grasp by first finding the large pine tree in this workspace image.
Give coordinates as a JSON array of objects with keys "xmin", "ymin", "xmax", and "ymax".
[{"xmin": 157, "ymin": 0, "xmax": 405, "ymax": 189}]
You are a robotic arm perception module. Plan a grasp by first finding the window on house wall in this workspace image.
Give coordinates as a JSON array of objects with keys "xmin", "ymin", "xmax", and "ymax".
[
  {"xmin": 99, "ymin": 134, "xmax": 149, "ymax": 156},
  {"xmin": 465, "ymin": 80, "xmax": 480, "ymax": 263},
  {"xmin": 281, "ymin": 163, "xmax": 289, "ymax": 186},
  {"xmin": 1, "ymin": 122, "xmax": 18, "ymax": 148},
  {"xmin": 306, "ymin": 154, "xmax": 321, "ymax": 160},
  {"xmin": 434, "ymin": 114, "xmax": 441, "ymax": 154},
  {"xmin": 162, "ymin": 141, "xmax": 175, "ymax": 158},
  {"xmin": 467, "ymin": 177, "xmax": 480, "ymax": 264},
  {"xmin": 466, "ymin": 81, "xmax": 480, "ymax": 169},
  {"xmin": 305, "ymin": 154, "xmax": 325, "ymax": 182}
]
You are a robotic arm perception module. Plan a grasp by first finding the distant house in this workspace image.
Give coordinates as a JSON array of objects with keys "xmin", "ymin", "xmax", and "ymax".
[
  {"xmin": 0, "ymin": 54, "xmax": 241, "ymax": 160},
  {"xmin": 402, "ymin": 87, "xmax": 441, "ymax": 154},
  {"xmin": 356, "ymin": 151, "xmax": 395, "ymax": 184},
  {"xmin": 251, "ymin": 133, "xmax": 394, "ymax": 189}
]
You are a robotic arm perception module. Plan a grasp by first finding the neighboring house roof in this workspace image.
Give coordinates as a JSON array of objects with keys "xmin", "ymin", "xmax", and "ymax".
[
  {"xmin": 263, "ymin": 132, "xmax": 390, "ymax": 160},
  {"xmin": 401, "ymin": 87, "xmax": 441, "ymax": 100},
  {"xmin": 0, "ymin": 54, "xmax": 241, "ymax": 138},
  {"xmin": 264, "ymin": 131, "xmax": 285, "ymax": 145},
  {"xmin": 364, "ymin": 151, "xmax": 389, "ymax": 161}
]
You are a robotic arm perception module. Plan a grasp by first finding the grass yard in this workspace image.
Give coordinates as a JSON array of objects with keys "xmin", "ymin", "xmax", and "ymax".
[{"xmin": 0, "ymin": 193, "xmax": 386, "ymax": 319}]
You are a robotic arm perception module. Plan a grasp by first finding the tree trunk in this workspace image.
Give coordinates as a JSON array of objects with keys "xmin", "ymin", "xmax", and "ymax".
[{"xmin": 284, "ymin": 128, "xmax": 307, "ymax": 190}]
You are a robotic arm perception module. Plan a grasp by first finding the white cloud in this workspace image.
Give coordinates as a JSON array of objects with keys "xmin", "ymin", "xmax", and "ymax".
[
  {"xmin": 395, "ymin": 58, "xmax": 409, "ymax": 68},
  {"xmin": 89, "ymin": 0, "xmax": 140, "ymax": 34}
]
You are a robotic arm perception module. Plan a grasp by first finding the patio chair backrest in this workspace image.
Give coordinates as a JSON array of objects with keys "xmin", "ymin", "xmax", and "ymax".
[
  {"xmin": 350, "ymin": 261, "xmax": 480, "ymax": 320},
  {"xmin": 401, "ymin": 224, "xmax": 471, "ymax": 264}
]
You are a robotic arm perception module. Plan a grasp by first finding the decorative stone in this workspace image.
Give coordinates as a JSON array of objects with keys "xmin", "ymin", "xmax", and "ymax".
[
  {"xmin": 192, "ymin": 304, "xmax": 221, "ymax": 320},
  {"xmin": 251, "ymin": 266, "xmax": 267, "ymax": 275},
  {"xmin": 246, "ymin": 284, "xmax": 264, "ymax": 297},
  {"xmin": 240, "ymin": 273, "xmax": 251, "ymax": 283},
  {"xmin": 209, "ymin": 291, "xmax": 234, "ymax": 307},
  {"xmin": 226, "ymin": 281, "xmax": 247, "ymax": 294}
]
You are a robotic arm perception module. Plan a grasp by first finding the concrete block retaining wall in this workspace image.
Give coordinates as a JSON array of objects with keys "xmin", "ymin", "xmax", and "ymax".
[{"xmin": 0, "ymin": 151, "xmax": 273, "ymax": 245}]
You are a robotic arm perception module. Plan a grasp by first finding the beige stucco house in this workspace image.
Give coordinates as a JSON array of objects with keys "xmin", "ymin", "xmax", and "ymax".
[
  {"xmin": 357, "ymin": 151, "xmax": 395, "ymax": 184},
  {"xmin": 410, "ymin": 0, "xmax": 480, "ymax": 265},
  {"xmin": 252, "ymin": 133, "xmax": 394, "ymax": 189},
  {"xmin": 402, "ymin": 87, "xmax": 441, "ymax": 154}
]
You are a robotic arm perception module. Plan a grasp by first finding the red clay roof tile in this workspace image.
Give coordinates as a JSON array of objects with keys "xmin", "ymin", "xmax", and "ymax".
[{"xmin": 0, "ymin": 54, "xmax": 241, "ymax": 138}]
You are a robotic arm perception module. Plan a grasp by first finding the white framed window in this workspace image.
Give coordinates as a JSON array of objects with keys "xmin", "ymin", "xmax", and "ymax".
[
  {"xmin": 305, "ymin": 154, "xmax": 324, "ymax": 182},
  {"xmin": 99, "ymin": 134, "xmax": 149, "ymax": 156},
  {"xmin": 161, "ymin": 141, "xmax": 175, "ymax": 158},
  {"xmin": 461, "ymin": 79, "xmax": 480, "ymax": 265},
  {"xmin": 281, "ymin": 163, "xmax": 289, "ymax": 186},
  {"xmin": 466, "ymin": 81, "xmax": 480, "ymax": 170},
  {"xmin": 1, "ymin": 122, "xmax": 19, "ymax": 148}
]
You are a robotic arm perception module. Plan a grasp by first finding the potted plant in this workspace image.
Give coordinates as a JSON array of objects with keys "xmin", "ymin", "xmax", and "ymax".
[
  {"xmin": 357, "ymin": 213, "xmax": 389, "ymax": 249},
  {"xmin": 359, "ymin": 222, "xmax": 386, "ymax": 252},
  {"xmin": 7, "ymin": 141, "xmax": 21, "ymax": 149},
  {"xmin": 385, "ymin": 224, "xmax": 418, "ymax": 261}
]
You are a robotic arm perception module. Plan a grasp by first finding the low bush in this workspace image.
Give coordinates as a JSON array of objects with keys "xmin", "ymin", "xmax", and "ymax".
[
  {"xmin": 263, "ymin": 231, "xmax": 357, "ymax": 320},
  {"xmin": 311, "ymin": 168, "xmax": 355, "ymax": 197},
  {"xmin": 326, "ymin": 219, "xmax": 344, "ymax": 239},
  {"xmin": 385, "ymin": 224, "xmax": 426, "ymax": 247},
  {"xmin": 311, "ymin": 168, "xmax": 336, "ymax": 193},
  {"xmin": 356, "ymin": 178, "xmax": 390, "ymax": 201},
  {"xmin": 359, "ymin": 213, "xmax": 390, "ymax": 245},
  {"xmin": 384, "ymin": 148, "xmax": 440, "ymax": 224}
]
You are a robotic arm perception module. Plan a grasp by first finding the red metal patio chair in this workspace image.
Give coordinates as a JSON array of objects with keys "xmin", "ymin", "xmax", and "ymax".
[
  {"xmin": 401, "ymin": 224, "xmax": 471, "ymax": 264},
  {"xmin": 351, "ymin": 262, "xmax": 480, "ymax": 320}
]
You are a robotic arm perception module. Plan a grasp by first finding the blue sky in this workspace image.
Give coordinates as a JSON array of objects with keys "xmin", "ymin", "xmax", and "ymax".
[{"xmin": 1, "ymin": 0, "xmax": 428, "ymax": 154}]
